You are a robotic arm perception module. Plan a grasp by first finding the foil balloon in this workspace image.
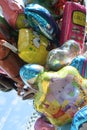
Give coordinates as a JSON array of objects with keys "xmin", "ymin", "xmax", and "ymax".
[
  {"xmin": 19, "ymin": 64, "xmax": 44, "ymax": 99},
  {"xmin": 18, "ymin": 28, "xmax": 51, "ymax": 65},
  {"xmin": 60, "ymin": 2, "xmax": 86, "ymax": 48},
  {"xmin": 0, "ymin": 15, "xmax": 18, "ymax": 43},
  {"xmin": 0, "ymin": 40, "xmax": 24, "ymax": 92},
  {"xmin": 20, "ymin": 64, "xmax": 44, "ymax": 87},
  {"xmin": 34, "ymin": 115, "xmax": 57, "ymax": 130},
  {"xmin": 0, "ymin": 0, "xmax": 28, "ymax": 29},
  {"xmin": 70, "ymin": 56, "xmax": 87, "ymax": 78},
  {"xmin": 24, "ymin": 3, "xmax": 60, "ymax": 47},
  {"xmin": 24, "ymin": 0, "xmax": 51, "ymax": 9},
  {"xmin": 23, "ymin": 0, "xmax": 56, "ymax": 16},
  {"xmin": 46, "ymin": 40, "xmax": 80, "ymax": 71},
  {"xmin": 34, "ymin": 65, "xmax": 87, "ymax": 126},
  {"xmin": 0, "ymin": 15, "xmax": 12, "ymax": 41},
  {"xmin": 71, "ymin": 105, "xmax": 87, "ymax": 130}
]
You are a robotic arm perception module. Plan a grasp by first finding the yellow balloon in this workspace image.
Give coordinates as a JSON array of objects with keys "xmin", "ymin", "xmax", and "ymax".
[
  {"xmin": 18, "ymin": 28, "xmax": 49, "ymax": 65},
  {"xmin": 34, "ymin": 66, "xmax": 87, "ymax": 126}
]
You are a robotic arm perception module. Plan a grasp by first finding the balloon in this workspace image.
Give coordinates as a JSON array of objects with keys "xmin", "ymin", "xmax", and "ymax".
[
  {"xmin": 23, "ymin": 0, "xmax": 52, "ymax": 13},
  {"xmin": 70, "ymin": 55, "xmax": 87, "ymax": 78},
  {"xmin": 34, "ymin": 116, "xmax": 56, "ymax": 130},
  {"xmin": 0, "ymin": 15, "xmax": 18, "ymax": 43},
  {"xmin": 0, "ymin": 0, "xmax": 28, "ymax": 29},
  {"xmin": 18, "ymin": 28, "xmax": 51, "ymax": 65},
  {"xmin": 34, "ymin": 65, "xmax": 87, "ymax": 126},
  {"xmin": 46, "ymin": 40, "xmax": 80, "ymax": 70},
  {"xmin": 71, "ymin": 105, "xmax": 87, "ymax": 130},
  {"xmin": 0, "ymin": 40, "xmax": 24, "ymax": 87},
  {"xmin": 20, "ymin": 64, "xmax": 44, "ymax": 87},
  {"xmin": 60, "ymin": 2, "xmax": 86, "ymax": 48},
  {"xmin": 24, "ymin": 3, "xmax": 60, "ymax": 47}
]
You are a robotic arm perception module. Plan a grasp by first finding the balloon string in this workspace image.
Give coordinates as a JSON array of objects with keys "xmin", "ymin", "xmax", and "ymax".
[{"xmin": 2, "ymin": 41, "xmax": 18, "ymax": 54}]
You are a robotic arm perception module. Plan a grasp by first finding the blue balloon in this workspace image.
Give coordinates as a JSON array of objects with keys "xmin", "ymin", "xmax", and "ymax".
[
  {"xmin": 20, "ymin": 64, "xmax": 44, "ymax": 86},
  {"xmin": 71, "ymin": 105, "xmax": 87, "ymax": 130},
  {"xmin": 70, "ymin": 56, "xmax": 87, "ymax": 78},
  {"xmin": 24, "ymin": 3, "xmax": 60, "ymax": 47}
]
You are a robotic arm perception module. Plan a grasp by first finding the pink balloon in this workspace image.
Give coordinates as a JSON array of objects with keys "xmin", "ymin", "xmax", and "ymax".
[{"xmin": 34, "ymin": 116, "xmax": 56, "ymax": 130}]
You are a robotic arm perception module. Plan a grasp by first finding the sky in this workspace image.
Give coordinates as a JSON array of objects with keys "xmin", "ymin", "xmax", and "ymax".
[
  {"xmin": 0, "ymin": 89, "xmax": 37, "ymax": 130},
  {"xmin": 0, "ymin": 89, "xmax": 72, "ymax": 130}
]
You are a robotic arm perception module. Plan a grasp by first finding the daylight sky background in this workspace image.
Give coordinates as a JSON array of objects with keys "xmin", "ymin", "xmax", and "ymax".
[{"xmin": 0, "ymin": 89, "xmax": 36, "ymax": 130}]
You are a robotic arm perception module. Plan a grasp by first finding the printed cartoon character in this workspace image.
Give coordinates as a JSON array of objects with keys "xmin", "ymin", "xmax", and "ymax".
[
  {"xmin": 39, "ymin": 74, "xmax": 80, "ymax": 124},
  {"xmin": 18, "ymin": 28, "xmax": 52, "ymax": 65},
  {"xmin": 48, "ymin": 75, "xmax": 79, "ymax": 104},
  {"xmin": 34, "ymin": 66, "xmax": 87, "ymax": 126}
]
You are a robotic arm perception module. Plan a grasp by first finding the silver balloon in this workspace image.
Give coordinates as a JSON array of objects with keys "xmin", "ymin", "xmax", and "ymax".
[{"xmin": 46, "ymin": 40, "xmax": 81, "ymax": 71}]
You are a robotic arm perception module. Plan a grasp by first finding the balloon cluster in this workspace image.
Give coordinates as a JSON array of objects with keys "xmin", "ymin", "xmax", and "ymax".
[{"xmin": 0, "ymin": 0, "xmax": 87, "ymax": 130}]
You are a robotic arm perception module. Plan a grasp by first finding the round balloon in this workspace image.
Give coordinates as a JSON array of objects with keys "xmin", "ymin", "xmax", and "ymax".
[{"xmin": 20, "ymin": 64, "xmax": 44, "ymax": 87}]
